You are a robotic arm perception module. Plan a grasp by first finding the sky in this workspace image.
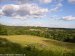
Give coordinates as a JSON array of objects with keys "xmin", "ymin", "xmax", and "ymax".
[{"xmin": 0, "ymin": 0, "xmax": 75, "ymax": 28}]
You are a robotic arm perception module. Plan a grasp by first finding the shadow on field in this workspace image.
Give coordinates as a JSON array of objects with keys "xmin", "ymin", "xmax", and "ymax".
[
  {"xmin": 0, "ymin": 37, "xmax": 23, "ymax": 54},
  {"xmin": 0, "ymin": 37, "xmax": 75, "ymax": 56}
]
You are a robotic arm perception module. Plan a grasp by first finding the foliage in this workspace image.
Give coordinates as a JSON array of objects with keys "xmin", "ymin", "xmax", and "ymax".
[{"xmin": 0, "ymin": 24, "xmax": 75, "ymax": 43}]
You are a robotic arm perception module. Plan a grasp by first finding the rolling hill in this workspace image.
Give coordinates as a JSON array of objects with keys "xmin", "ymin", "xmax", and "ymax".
[{"xmin": 0, "ymin": 35, "xmax": 75, "ymax": 56}]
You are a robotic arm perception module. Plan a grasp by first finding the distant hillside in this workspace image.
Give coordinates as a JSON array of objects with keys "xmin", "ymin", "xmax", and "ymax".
[{"xmin": 0, "ymin": 24, "xmax": 75, "ymax": 43}]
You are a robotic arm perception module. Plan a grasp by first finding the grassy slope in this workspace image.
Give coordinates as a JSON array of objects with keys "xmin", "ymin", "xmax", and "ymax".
[{"xmin": 0, "ymin": 35, "xmax": 75, "ymax": 56}]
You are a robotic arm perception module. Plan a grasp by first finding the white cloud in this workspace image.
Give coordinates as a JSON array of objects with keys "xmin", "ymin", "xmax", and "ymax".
[
  {"xmin": 2, "ymin": 4, "xmax": 19, "ymax": 16},
  {"xmin": 68, "ymin": 0, "xmax": 75, "ymax": 3},
  {"xmin": 0, "ymin": 4, "xmax": 48, "ymax": 19},
  {"xmin": 0, "ymin": 0, "xmax": 63, "ymax": 19},
  {"xmin": 40, "ymin": 0, "xmax": 52, "ymax": 3},
  {"xmin": 0, "ymin": 0, "xmax": 52, "ymax": 4},
  {"xmin": 63, "ymin": 15, "xmax": 75, "ymax": 21},
  {"xmin": 0, "ymin": 10, "xmax": 4, "ymax": 16},
  {"xmin": 50, "ymin": 3, "xmax": 63, "ymax": 12}
]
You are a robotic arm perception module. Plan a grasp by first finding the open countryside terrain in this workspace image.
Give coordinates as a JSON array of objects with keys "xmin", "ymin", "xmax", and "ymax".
[
  {"xmin": 0, "ymin": 35, "xmax": 75, "ymax": 56},
  {"xmin": 0, "ymin": 25, "xmax": 75, "ymax": 56},
  {"xmin": 0, "ymin": 0, "xmax": 75, "ymax": 56}
]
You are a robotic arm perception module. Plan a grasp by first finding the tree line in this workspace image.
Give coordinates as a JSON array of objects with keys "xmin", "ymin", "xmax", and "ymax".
[{"xmin": 0, "ymin": 24, "xmax": 75, "ymax": 43}]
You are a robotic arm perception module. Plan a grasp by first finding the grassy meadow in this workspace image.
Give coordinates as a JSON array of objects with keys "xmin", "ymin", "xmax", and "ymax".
[{"xmin": 0, "ymin": 35, "xmax": 75, "ymax": 56}]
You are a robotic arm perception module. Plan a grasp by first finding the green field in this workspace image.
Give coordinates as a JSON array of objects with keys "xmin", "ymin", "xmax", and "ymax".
[{"xmin": 0, "ymin": 35, "xmax": 75, "ymax": 56}]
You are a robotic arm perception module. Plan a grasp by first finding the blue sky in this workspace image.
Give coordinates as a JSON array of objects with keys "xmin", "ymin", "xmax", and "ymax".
[{"xmin": 0, "ymin": 0, "xmax": 75, "ymax": 28}]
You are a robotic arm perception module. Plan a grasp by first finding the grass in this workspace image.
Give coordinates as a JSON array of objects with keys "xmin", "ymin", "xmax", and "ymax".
[{"xmin": 0, "ymin": 35, "xmax": 75, "ymax": 56}]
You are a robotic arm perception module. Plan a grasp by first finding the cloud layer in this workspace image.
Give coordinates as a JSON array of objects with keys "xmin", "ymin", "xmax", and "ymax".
[
  {"xmin": 0, "ymin": 0, "xmax": 52, "ymax": 4},
  {"xmin": 50, "ymin": 3, "xmax": 63, "ymax": 12},
  {"xmin": 0, "ymin": 0, "xmax": 63, "ymax": 19},
  {"xmin": 0, "ymin": 4, "xmax": 48, "ymax": 19},
  {"xmin": 68, "ymin": 0, "xmax": 75, "ymax": 3},
  {"xmin": 40, "ymin": 0, "xmax": 52, "ymax": 3},
  {"xmin": 63, "ymin": 16, "xmax": 75, "ymax": 21}
]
